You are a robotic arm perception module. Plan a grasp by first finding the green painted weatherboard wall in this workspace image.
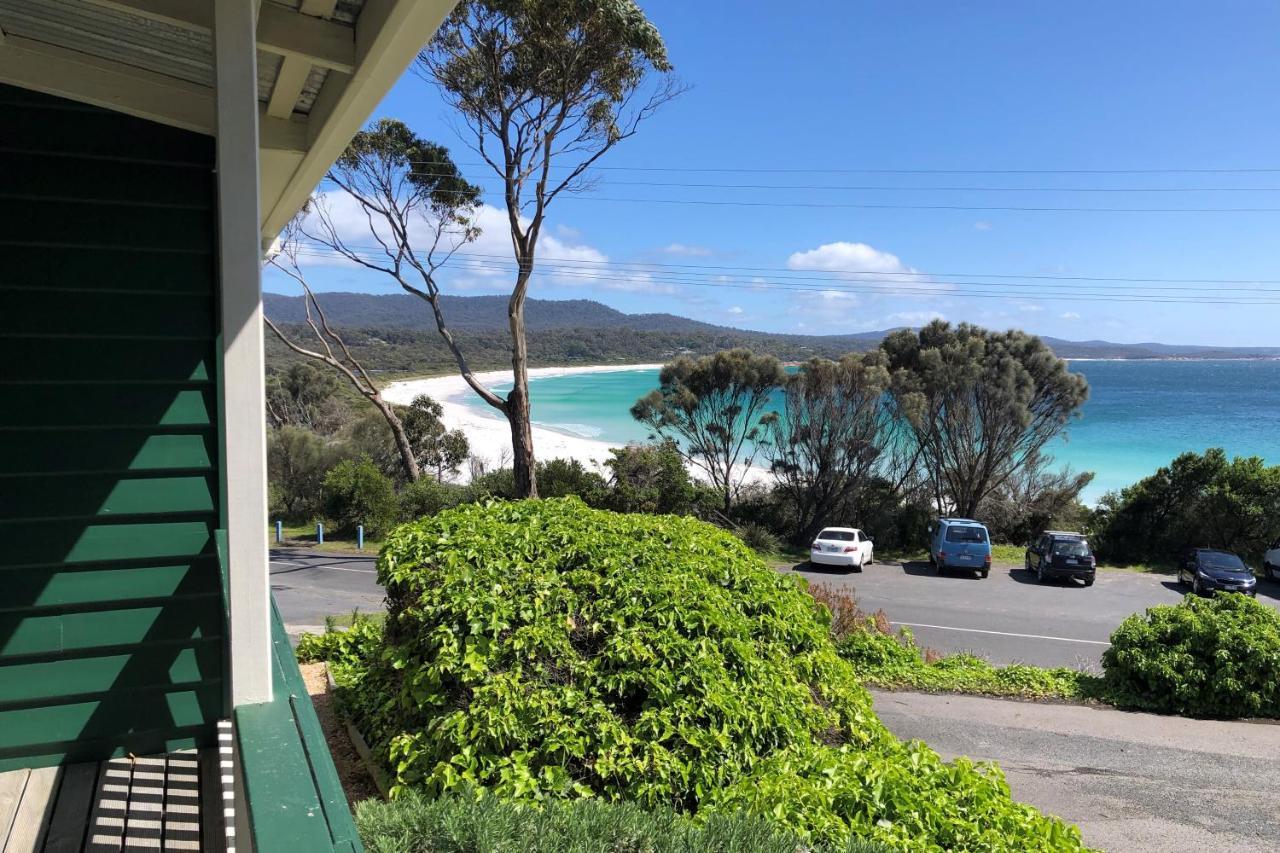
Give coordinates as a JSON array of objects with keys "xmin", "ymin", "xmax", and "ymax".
[{"xmin": 0, "ymin": 84, "xmax": 226, "ymax": 771}]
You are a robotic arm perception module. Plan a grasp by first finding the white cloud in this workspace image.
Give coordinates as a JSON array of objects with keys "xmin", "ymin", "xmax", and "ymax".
[
  {"xmin": 660, "ymin": 242, "xmax": 713, "ymax": 257},
  {"xmin": 1060, "ymin": 311, "xmax": 1082, "ymax": 320},
  {"xmin": 1017, "ymin": 303, "xmax": 1045, "ymax": 313},
  {"xmin": 289, "ymin": 193, "xmax": 654, "ymax": 292},
  {"xmin": 974, "ymin": 221, "xmax": 993, "ymax": 231},
  {"xmin": 784, "ymin": 241, "xmax": 943, "ymax": 296},
  {"xmin": 727, "ymin": 305, "xmax": 744, "ymax": 315},
  {"xmin": 787, "ymin": 241, "xmax": 919, "ymax": 279}
]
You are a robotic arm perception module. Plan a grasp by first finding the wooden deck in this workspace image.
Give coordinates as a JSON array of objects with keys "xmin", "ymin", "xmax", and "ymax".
[{"xmin": 0, "ymin": 750, "xmax": 223, "ymax": 853}]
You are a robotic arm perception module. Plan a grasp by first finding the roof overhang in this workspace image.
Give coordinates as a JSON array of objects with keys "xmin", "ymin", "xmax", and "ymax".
[{"xmin": 0, "ymin": 0, "xmax": 455, "ymax": 245}]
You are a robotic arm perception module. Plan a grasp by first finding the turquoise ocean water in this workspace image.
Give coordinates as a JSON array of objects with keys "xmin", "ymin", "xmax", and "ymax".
[{"xmin": 476, "ymin": 361, "xmax": 1280, "ymax": 503}]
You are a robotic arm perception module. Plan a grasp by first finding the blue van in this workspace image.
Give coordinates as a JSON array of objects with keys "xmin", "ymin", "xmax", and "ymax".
[{"xmin": 928, "ymin": 518, "xmax": 992, "ymax": 578}]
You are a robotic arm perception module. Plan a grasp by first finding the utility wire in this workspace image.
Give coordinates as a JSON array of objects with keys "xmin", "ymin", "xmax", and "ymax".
[
  {"xmin": 441, "ymin": 163, "xmax": 1280, "ymax": 176},
  {"xmin": 398, "ymin": 166, "xmax": 1280, "ymax": 193},
  {"xmin": 285, "ymin": 246, "xmax": 1280, "ymax": 306},
  {"xmin": 312, "ymin": 244, "xmax": 1280, "ymax": 292}
]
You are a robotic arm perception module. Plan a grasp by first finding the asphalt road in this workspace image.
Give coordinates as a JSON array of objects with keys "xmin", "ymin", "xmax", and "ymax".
[
  {"xmin": 270, "ymin": 549, "xmax": 383, "ymax": 635},
  {"xmin": 790, "ymin": 558, "xmax": 1280, "ymax": 668},
  {"xmin": 873, "ymin": 689, "xmax": 1280, "ymax": 853},
  {"xmin": 271, "ymin": 548, "xmax": 1280, "ymax": 667}
]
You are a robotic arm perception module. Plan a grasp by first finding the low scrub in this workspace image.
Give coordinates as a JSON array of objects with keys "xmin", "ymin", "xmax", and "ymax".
[
  {"xmin": 830, "ymin": 616, "xmax": 1099, "ymax": 701},
  {"xmin": 356, "ymin": 788, "xmax": 893, "ymax": 853},
  {"xmin": 319, "ymin": 498, "xmax": 1088, "ymax": 851},
  {"xmin": 1103, "ymin": 593, "xmax": 1280, "ymax": 718}
]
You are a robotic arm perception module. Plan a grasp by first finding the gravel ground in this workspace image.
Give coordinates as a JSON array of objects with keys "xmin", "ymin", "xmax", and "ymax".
[{"xmin": 873, "ymin": 689, "xmax": 1280, "ymax": 852}]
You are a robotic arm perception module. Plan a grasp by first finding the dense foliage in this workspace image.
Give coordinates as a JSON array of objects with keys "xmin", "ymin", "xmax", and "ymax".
[
  {"xmin": 322, "ymin": 457, "xmax": 399, "ymax": 537},
  {"xmin": 1089, "ymin": 448, "xmax": 1280, "ymax": 565},
  {"xmin": 632, "ymin": 349, "xmax": 785, "ymax": 511},
  {"xmin": 356, "ymin": 788, "xmax": 894, "ymax": 853},
  {"xmin": 321, "ymin": 499, "xmax": 1087, "ymax": 851},
  {"xmin": 1102, "ymin": 593, "xmax": 1280, "ymax": 718},
  {"xmin": 880, "ymin": 321, "xmax": 1089, "ymax": 519}
]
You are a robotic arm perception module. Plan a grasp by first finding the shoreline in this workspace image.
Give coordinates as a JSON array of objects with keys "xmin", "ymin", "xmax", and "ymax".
[
  {"xmin": 384, "ymin": 363, "xmax": 772, "ymax": 487},
  {"xmin": 384, "ymin": 365, "xmax": 664, "ymax": 480}
]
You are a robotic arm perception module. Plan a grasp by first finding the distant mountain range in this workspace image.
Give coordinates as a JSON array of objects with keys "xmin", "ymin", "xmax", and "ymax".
[{"xmin": 263, "ymin": 292, "xmax": 1280, "ymax": 361}]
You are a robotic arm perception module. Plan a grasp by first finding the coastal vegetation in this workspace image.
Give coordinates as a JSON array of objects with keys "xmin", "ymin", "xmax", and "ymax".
[
  {"xmin": 1089, "ymin": 448, "xmax": 1280, "ymax": 566},
  {"xmin": 355, "ymin": 789, "xmax": 896, "ymax": 853},
  {"xmin": 624, "ymin": 322, "xmax": 1091, "ymax": 547},
  {"xmin": 631, "ymin": 349, "xmax": 785, "ymax": 512},
  {"xmin": 303, "ymin": 498, "xmax": 1090, "ymax": 851}
]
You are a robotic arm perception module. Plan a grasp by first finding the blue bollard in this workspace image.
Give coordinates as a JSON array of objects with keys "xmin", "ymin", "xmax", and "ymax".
[
  {"xmin": 357, "ymin": 525, "xmax": 364, "ymax": 550},
  {"xmin": 275, "ymin": 520, "xmax": 283, "ymax": 544},
  {"xmin": 317, "ymin": 522, "xmax": 324, "ymax": 544}
]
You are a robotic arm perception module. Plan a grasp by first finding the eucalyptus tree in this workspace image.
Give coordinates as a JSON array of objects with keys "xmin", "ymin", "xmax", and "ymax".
[
  {"xmin": 264, "ymin": 119, "xmax": 483, "ymax": 483},
  {"xmin": 631, "ymin": 349, "xmax": 784, "ymax": 513},
  {"xmin": 418, "ymin": 0, "xmax": 681, "ymax": 497},
  {"xmin": 880, "ymin": 320, "xmax": 1089, "ymax": 518},
  {"xmin": 403, "ymin": 394, "xmax": 470, "ymax": 483},
  {"xmin": 768, "ymin": 355, "xmax": 893, "ymax": 544}
]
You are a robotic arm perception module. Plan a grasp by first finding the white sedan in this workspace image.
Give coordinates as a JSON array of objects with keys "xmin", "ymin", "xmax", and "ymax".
[{"xmin": 809, "ymin": 527, "xmax": 874, "ymax": 572}]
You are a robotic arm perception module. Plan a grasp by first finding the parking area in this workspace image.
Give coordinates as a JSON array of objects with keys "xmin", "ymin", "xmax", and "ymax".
[
  {"xmin": 788, "ymin": 558, "xmax": 1280, "ymax": 668},
  {"xmin": 270, "ymin": 548, "xmax": 1280, "ymax": 669}
]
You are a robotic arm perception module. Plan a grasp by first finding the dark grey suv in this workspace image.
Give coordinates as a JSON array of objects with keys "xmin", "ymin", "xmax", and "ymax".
[{"xmin": 1025, "ymin": 531, "xmax": 1096, "ymax": 586}]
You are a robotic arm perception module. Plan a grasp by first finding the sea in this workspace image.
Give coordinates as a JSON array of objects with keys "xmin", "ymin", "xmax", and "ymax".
[{"xmin": 474, "ymin": 360, "xmax": 1280, "ymax": 503}]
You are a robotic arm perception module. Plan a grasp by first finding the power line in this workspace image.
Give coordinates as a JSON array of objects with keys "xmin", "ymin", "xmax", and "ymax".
[
  {"xmin": 399, "ymin": 166, "xmax": 1280, "ymax": 193},
  {"xmin": 312, "ymin": 244, "xmax": 1280, "ymax": 291},
  {"xmin": 285, "ymin": 246, "xmax": 1280, "ymax": 306},
  {"xmin": 328, "ymin": 183, "xmax": 1280, "ymax": 213},
  {"xmin": 442, "ymin": 163, "xmax": 1280, "ymax": 176}
]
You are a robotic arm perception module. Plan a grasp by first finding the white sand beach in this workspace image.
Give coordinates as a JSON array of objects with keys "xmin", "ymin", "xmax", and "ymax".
[
  {"xmin": 384, "ymin": 365, "xmax": 664, "ymax": 479},
  {"xmin": 384, "ymin": 364, "xmax": 771, "ymax": 486}
]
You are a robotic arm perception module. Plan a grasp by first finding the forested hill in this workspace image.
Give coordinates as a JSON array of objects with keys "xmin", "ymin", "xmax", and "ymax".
[
  {"xmin": 263, "ymin": 291, "xmax": 1280, "ymax": 363},
  {"xmin": 263, "ymin": 292, "xmax": 738, "ymax": 334}
]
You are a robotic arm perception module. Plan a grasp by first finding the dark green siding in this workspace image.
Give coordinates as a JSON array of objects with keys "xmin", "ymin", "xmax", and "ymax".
[{"xmin": 0, "ymin": 84, "xmax": 226, "ymax": 771}]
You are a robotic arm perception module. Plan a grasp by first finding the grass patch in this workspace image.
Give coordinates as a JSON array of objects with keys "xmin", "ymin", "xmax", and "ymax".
[
  {"xmin": 275, "ymin": 522, "xmax": 384, "ymax": 554},
  {"xmin": 808, "ymin": 583, "xmax": 1107, "ymax": 703},
  {"xmin": 989, "ymin": 543, "xmax": 1025, "ymax": 564},
  {"xmin": 356, "ymin": 789, "xmax": 894, "ymax": 853}
]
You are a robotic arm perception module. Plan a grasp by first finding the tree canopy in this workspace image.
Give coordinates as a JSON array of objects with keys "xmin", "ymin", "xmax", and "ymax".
[{"xmin": 881, "ymin": 320, "xmax": 1089, "ymax": 518}]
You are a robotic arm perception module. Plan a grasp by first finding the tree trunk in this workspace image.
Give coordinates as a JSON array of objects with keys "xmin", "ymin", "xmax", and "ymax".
[
  {"xmin": 372, "ymin": 396, "xmax": 421, "ymax": 483},
  {"xmin": 507, "ymin": 296, "xmax": 539, "ymax": 498}
]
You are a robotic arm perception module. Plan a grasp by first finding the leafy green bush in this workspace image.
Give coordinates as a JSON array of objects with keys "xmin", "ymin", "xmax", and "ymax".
[
  {"xmin": 399, "ymin": 477, "xmax": 469, "ymax": 522},
  {"xmin": 834, "ymin": 617, "xmax": 1098, "ymax": 701},
  {"xmin": 603, "ymin": 440, "xmax": 700, "ymax": 516},
  {"xmin": 535, "ymin": 458, "xmax": 609, "ymax": 505},
  {"xmin": 1089, "ymin": 448, "xmax": 1280, "ymax": 565},
  {"xmin": 356, "ymin": 788, "xmax": 894, "ymax": 853},
  {"xmin": 296, "ymin": 611, "xmax": 384, "ymax": 668},
  {"xmin": 1103, "ymin": 593, "xmax": 1280, "ymax": 718},
  {"xmin": 323, "ymin": 498, "xmax": 1086, "ymax": 851},
  {"xmin": 322, "ymin": 456, "xmax": 399, "ymax": 537}
]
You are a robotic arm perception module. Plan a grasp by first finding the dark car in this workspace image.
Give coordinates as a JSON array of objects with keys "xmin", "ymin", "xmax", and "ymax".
[
  {"xmin": 1179, "ymin": 549, "xmax": 1258, "ymax": 596},
  {"xmin": 1025, "ymin": 531, "xmax": 1096, "ymax": 586}
]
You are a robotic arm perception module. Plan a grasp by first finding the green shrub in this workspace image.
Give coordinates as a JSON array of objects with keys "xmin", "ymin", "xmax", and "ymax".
[
  {"xmin": 399, "ymin": 477, "xmax": 469, "ymax": 522},
  {"xmin": 603, "ymin": 441, "xmax": 699, "ymax": 516},
  {"xmin": 356, "ymin": 788, "xmax": 894, "ymax": 853},
  {"xmin": 296, "ymin": 611, "xmax": 384, "ymax": 668},
  {"xmin": 1102, "ymin": 593, "xmax": 1280, "ymax": 718},
  {"xmin": 735, "ymin": 521, "xmax": 781, "ymax": 555},
  {"xmin": 322, "ymin": 498, "xmax": 1086, "ymax": 851},
  {"xmin": 831, "ymin": 613, "xmax": 1099, "ymax": 702},
  {"xmin": 323, "ymin": 457, "xmax": 399, "ymax": 538},
  {"xmin": 536, "ymin": 458, "xmax": 609, "ymax": 505}
]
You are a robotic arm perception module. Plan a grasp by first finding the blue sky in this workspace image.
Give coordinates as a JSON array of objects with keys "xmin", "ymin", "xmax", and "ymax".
[{"xmin": 268, "ymin": 0, "xmax": 1280, "ymax": 346}]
